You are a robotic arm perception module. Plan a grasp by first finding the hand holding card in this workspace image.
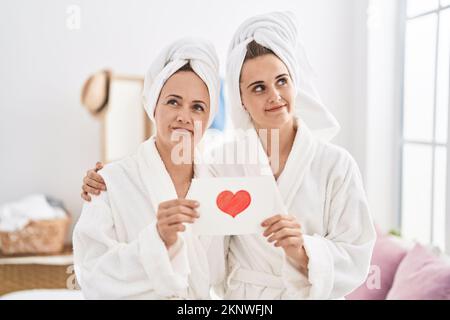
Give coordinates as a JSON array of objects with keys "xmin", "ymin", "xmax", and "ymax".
[{"xmin": 188, "ymin": 176, "xmax": 287, "ymax": 235}]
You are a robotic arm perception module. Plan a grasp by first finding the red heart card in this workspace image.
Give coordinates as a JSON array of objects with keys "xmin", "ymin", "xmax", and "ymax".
[{"xmin": 216, "ymin": 190, "xmax": 251, "ymax": 218}]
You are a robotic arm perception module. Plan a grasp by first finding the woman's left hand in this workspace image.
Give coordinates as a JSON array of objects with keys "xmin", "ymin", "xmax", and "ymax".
[{"xmin": 261, "ymin": 214, "xmax": 309, "ymax": 275}]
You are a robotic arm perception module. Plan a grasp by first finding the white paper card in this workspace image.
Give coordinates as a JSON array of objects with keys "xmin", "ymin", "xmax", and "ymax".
[{"xmin": 188, "ymin": 176, "xmax": 287, "ymax": 235}]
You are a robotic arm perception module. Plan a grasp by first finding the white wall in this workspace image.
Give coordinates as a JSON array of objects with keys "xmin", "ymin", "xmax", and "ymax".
[
  {"xmin": 351, "ymin": 0, "xmax": 369, "ymax": 180},
  {"xmin": 0, "ymin": 0, "xmax": 369, "ymax": 238},
  {"xmin": 364, "ymin": 0, "xmax": 403, "ymax": 232}
]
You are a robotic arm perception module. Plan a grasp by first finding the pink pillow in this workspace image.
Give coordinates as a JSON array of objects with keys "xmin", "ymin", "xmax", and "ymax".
[
  {"xmin": 386, "ymin": 243, "xmax": 450, "ymax": 300},
  {"xmin": 346, "ymin": 231, "xmax": 408, "ymax": 300}
]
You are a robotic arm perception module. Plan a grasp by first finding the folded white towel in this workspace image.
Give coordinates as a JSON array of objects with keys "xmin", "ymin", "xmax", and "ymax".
[{"xmin": 0, "ymin": 194, "xmax": 66, "ymax": 232}]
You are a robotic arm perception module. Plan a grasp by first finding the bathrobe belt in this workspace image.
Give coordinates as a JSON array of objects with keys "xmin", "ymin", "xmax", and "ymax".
[{"xmin": 226, "ymin": 264, "xmax": 285, "ymax": 290}]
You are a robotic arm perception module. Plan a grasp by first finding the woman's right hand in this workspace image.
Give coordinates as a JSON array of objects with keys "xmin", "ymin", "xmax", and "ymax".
[
  {"xmin": 81, "ymin": 162, "xmax": 107, "ymax": 202},
  {"xmin": 156, "ymin": 199, "xmax": 200, "ymax": 248}
]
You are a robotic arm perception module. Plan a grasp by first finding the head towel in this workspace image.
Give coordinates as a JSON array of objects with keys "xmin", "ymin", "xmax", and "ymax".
[{"xmin": 226, "ymin": 11, "xmax": 340, "ymax": 141}]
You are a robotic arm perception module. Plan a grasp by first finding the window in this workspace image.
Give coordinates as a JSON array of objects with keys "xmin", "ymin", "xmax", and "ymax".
[{"xmin": 400, "ymin": 0, "xmax": 450, "ymax": 252}]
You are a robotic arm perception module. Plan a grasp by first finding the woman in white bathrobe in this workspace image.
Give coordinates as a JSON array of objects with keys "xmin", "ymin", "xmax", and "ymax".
[
  {"xmin": 211, "ymin": 11, "xmax": 377, "ymax": 300},
  {"xmin": 73, "ymin": 38, "xmax": 225, "ymax": 299},
  {"xmin": 82, "ymin": 12, "xmax": 376, "ymax": 300}
]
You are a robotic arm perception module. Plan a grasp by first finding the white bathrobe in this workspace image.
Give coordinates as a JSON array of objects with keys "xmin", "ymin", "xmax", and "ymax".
[
  {"xmin": 206, "ymin": 118, "xmax": 376, "ymax": 300},
  {"xmin": 208, "ymin": 11, "xmax": 376, "ymax": 299},
  {"xmin": 73, "ymin": 137, "xmax": 226, "ymax": 299},
  {"xmin": 73, "ymin": 36, "xmax": 223, "ymax": 300}
]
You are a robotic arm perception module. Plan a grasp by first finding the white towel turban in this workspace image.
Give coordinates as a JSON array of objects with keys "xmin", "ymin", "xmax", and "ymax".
[
  {"xmin": 142, "ymin": 38, "xmax": 220, "ymax": 129},
  {"xmin": 226, "ymin": 11, "xmax": 340, "ymax": 141}
]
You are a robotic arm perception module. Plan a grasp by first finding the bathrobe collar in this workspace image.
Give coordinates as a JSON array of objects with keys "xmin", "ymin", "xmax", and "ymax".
[
  {"xmin": 236, "ymin": 116, "xmax": 318, "ymax": 210},
  {"xmin": 138, "ymin": 136, "xmax": 179, "ymax": 212},
  {"xmin": 276, "ymin": 117, "xmax": 317, "ymax": 209},
  {"xmin": 137, "ymin": 136, "xmax": 212, "ymax": 296}
]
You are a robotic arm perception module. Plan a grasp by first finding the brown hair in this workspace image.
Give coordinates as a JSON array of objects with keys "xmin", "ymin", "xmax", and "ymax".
[
  {"xmin": 244, "ymin": 40, "xmax": 275, "ymax": 61},
  {"xmin": 176, "ymin": 62, "xmax": 194, "ymax": 73}
]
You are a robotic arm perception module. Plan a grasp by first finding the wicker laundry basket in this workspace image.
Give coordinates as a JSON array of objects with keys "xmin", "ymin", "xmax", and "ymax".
[
  {"xmin": 0, "ymin": 214, "xmax": 71, "ymax": 256},
  {"xmin": 0, "ymin": 245, "xmax": 77, "ymax": 296}
]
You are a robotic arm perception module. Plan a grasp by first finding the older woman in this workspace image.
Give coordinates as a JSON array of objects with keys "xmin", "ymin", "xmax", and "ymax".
[{"xmin": 73, "ymin": 38, "xmax": 224, "ymax": 299}]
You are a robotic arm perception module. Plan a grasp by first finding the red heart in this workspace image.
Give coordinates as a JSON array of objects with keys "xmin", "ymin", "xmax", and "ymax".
[{"xmin": 216, "ymin": 190, "xmax": 251, "ymax": 218}]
